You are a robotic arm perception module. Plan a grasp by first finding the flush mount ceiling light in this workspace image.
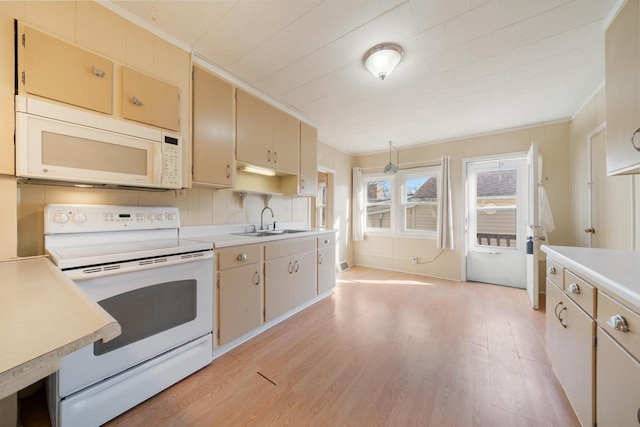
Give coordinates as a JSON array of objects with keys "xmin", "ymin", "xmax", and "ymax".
[
  {"xmin": 240, "ymin": 165, "xmax": 276, "ymax": 176},
  {"xmin": 383, "ymin": 141, "xmax": 400, "ymax": 174},
  {"xmin": 363, "ymin": 43, "xmax": 404, "ymax": 80}
]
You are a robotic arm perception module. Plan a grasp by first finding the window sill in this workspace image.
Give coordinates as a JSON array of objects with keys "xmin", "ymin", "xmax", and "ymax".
[{"xmin": 364, "ymin": 231, "xmax": 436, "ymax": 240}]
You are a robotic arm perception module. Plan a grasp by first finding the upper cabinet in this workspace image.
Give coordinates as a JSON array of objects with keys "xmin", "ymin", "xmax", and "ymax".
[
  {"xmin": 605, "ymin": 0, "xmax": 640, "ymax": 175},
  {"xmin": 236, "ymin": 89, "xmax": 299, "ymax": 174},
  {"xmin": 282, "ymin": 121, "xmax": 318, "ymax": 196},
  {"xmin": 192, "ymin": 66, "xmax": 235, "ymax": 187},
  {"xmin": 122, "ymin": 67, "xmax": 180, "ymax": 131},
  {"xmin": 299, "ymin": 122, "xmax": 318, "ymax": 196},
  {"xmin": 18, "ymin": 24, "xmax": 113, "ymax": 115}
]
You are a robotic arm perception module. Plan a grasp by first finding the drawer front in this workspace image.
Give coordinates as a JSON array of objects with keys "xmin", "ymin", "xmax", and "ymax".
[
  {"xmin": 563, "ymin": 270, "xmax": 596, "ymax": 317},
  {"xmin": 598, "ymin": 291, "xmax": 640, "ymax": 360},
  {"xmin": 265, "ymin": 237, "xmax": 315, "ymax": 260},
  {"xmin": 596, "ymin": 328, "xmax": 640, "ymax": 427},
  {"xmin": 317, "ymin": 233, "xmax": 335, "ymax": 249},
  {"xmin": 217, "ymin": 245, "xmax": 261, "ymax": 271},
  {"xmin": 546, "ymin": 258, "xmax": 564, "ymax": 289}
]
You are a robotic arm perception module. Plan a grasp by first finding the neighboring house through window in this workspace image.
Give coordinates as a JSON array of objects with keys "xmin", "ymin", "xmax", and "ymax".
[{"xmin": 364, "ymin": 166, "xmax": 439, "ymax": 237}]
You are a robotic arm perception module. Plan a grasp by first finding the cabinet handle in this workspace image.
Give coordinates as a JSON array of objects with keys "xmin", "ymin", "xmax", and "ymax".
[
  {"xmin": 267, "ymin": 150, "xmax": 271, "ymax": 162},
  {"xmin": 288, "ymin": 261, "xmax": 293, "ymax": 274},
  {"xmin": 568, "ymin": 283, "xmax": 581, "ymax": 294},
  {"xmin": 132, "ymin": 96, "xmax": 143, "ymax": 107},
  {"xmin": 607, "ymin": 314, "xmax": 629, "ymax": 333},
  {"xmin": 226, "ymin": 165, "xmax": 231, "ymax": 179},
  {"xmin": 301, "ymin": 178, "xmax": 305, "ymax": 189},
  {"xmin": 253, "ymin": 271, "xmax": 260, "ymax": 286},
  {"xmin": 318, "ymin": 254, "xmax": 323, "ymax": 265},
  {"xmin": 237, "ymin": 253, "xmax": 248, "ymax": 261},
  {"xmin": 558, "ymin": 306, "xmax": 567, "ymax": 328},
  {"xmin": 91, "ymin": 66, "xmax": 105, "ymax": 78},
  {"xmin": 554, "ymin": 301, "xmax": 563, "ymax": 320},
  {"xmin": 584, "ymin": 227, "xmax": 595, "ymax": 234},
  {"xmin": 294, "ymin": 260, "xmax": 299, "ymax": 272},
  {"xmin": 631, "ymin": 128, "xmax": 640, "ymax": 151},
  {"xmin": 273, "ymin": 152, "xmax": 278, "ymax": 163},
  {"xmin": 324, "ymin": 239, "xmax": 329, "ymax": 244},
  {"xmin": 547, "ymin": 266, "xmax": 556, "ymax": 275}
]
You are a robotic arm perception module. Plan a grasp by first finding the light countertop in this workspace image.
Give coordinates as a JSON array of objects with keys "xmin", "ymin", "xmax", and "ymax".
[
  {"xmin": 541, "ymin": 245, "xmax": 640, "ymax": 312},
  {"xmin": 0, "ymin": 257, "xmax": 120, "ymax": 400},
  {"xmin": 181, "ymin": 226, "xmax": 336, "ymax": 248}
]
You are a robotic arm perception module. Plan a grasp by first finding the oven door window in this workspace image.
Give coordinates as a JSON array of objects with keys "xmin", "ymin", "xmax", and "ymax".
[{"xmin": 94, "ymin": 279, "xmax": 197, "ymax": 356}]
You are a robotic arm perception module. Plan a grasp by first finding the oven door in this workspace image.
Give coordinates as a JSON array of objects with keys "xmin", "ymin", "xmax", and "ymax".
[{"xmin": 58, "ymin": 253, "xmax": 213, "ymax": 397}]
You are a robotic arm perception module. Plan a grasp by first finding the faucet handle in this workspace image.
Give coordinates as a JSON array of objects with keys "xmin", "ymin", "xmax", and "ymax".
[{"xmin": 249, "ymin": 224, "xmax": 256, "ymax": 232}]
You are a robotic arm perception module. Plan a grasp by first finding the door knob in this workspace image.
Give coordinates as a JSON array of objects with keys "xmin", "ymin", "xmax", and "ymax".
[{"xmin": 584, "ymin": 228, "xmax": 596, "ymax": 234}]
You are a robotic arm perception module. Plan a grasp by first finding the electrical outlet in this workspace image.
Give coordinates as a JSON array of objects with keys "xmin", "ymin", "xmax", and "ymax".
[{"xmin": 411, "ymin": 256, "xmax": 418, "ymax": 264}]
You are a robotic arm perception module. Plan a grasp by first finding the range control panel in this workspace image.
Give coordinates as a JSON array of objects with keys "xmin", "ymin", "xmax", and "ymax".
[{"xmin": 44, "ymin": 204, "xmax": 181, "ymax": 234}]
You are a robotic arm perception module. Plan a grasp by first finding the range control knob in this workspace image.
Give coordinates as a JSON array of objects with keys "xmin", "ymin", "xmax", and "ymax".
[
  {"xmin": 72, "ymin": 213, "xmax": 87, "ymax": 224},
  {"xmin": 146, "ymin": 213, "xmax": 155, "ymax": 221},
  {"xmin": 167, "ymin": 213, "xmax": 177, "ymax": 221},
  {"xmin": 52, "ymin": 212, "xmax": 69, "ymax": 224},
  {"xmin": 156, "ymin": 213, "xmax": 167, "ymax": 222}
]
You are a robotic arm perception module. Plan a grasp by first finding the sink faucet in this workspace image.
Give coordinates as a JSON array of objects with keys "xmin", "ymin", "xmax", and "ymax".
[{"xmin": 260, "ymin": 207, "xmax": 274, "ymax": 230}]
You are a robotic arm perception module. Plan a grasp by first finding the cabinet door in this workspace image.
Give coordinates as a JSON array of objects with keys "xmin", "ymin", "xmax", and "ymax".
[
  {"xmin": 605, "ymin": 0, "xmax": 640, "ymax": 175},
  {"xmin": 293, "ymin": 250, "xmax": 317, "ymax": 306},
  {"xmin": 299, "ymin": 122, "xmax": 318, "ymax": 196},
  {"xmin": 546, "ymin": 280, "xmax": 566, "ymax": 380},
  {"xmin": 218, "ymin": 264, "xmax": 262, "ymax": 345},
  {"xmin": 20, "ymin": 25, "xmax": 113, "ymax": 114},
  {"xmin": 271, "ymin": 108, "xmax": 299, "ymax": 174},
  {"xmin": 547, "ymin": 280, "xmax": 595, "ymax": 426},
  {"xmin": 317, "ymin": 246, "xmax": 336, "ymax": 294},
  {"xmin": 236, "ymin": 89, "xmax": 271, "ymax": 168},
  {"xmin": 192, "ymin": 66, "xmax": 235, "ymax": 187},
  {"xmin": 596, "ymin": 329, "xmax": 640, "ymax": 427},
  {"xmin": 265, "ymin": 257, "xmax": 295, "ymax": 321},
  {"xmin": 122, "ymin": 67, "xmax": 180, "ymax": 131}
]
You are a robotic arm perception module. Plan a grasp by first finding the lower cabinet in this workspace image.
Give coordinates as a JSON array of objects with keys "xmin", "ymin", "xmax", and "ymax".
[
  {"xmin": 596, "ymin": 329, "xmax": 640, "ymax": 426},
  {"xmin": 216, "ymin": 244, "xmax": 262, "ymax": 345},
  {"xmin": 545, "ymin": 279, "xmax": 595, "ymax": 427},
  {"xmin": 265, "ymin": 237, "xmax": 317, "ymax": 322},
  {"xmin": 317, "ymin": 235, "xmax": 336, "ymax": 295},
  {"xmin": 218, "ymin": 263, "xmax": 262, "ymax": 345}
]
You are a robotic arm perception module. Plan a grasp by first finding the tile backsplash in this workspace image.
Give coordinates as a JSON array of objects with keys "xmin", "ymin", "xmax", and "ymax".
[{"xmin": 17, "ymin": 184, "xmax": 310, "ymax": 257}]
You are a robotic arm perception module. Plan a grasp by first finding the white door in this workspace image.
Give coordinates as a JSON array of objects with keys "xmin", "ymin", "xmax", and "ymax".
[
  {"xmin": 466, "ymin": 157, "xmax": 527, "ymax": 288},
  {"xmin": 526, "ymin": 142, "xmax": 539, "ymax": 309}
]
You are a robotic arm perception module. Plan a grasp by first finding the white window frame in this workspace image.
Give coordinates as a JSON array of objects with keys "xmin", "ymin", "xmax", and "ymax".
[{"xmin": 364, "ymin": 166, "xmax": 440, "ymax": 239}]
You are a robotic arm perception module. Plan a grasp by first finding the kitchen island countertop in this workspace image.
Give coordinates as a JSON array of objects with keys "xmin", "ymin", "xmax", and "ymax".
[
  {"xmin": 0, "ymin": 256, "xmax": 120, "ymax": 400},
  {"xmin": 541, "ymin": 245, "xmax": 640, "ymax": 312}
]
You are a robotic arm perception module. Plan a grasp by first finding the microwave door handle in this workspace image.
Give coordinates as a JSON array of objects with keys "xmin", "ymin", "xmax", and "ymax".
[{"xmin": 154, "ymin": 144, "xmax": 163, "ymax": 186}]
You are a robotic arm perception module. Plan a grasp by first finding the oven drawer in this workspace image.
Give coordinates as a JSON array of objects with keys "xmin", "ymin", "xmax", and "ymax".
[{"xmin": 217, "ymin": 244, "xmax": 261, "ymax": 270}]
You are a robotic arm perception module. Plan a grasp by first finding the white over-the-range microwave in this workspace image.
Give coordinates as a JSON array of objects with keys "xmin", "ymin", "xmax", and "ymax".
[{"xmin": 15, "ymin": 95, "xmax": 182, "ymax": 190}]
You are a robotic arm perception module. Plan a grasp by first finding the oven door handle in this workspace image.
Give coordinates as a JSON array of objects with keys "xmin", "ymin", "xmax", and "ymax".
[{"xmin": 63, "ymin": 251, "xmax": 213, "ymax": 281}]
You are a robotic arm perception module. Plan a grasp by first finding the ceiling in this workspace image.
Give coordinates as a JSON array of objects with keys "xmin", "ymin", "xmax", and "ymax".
[{"xmin": 109, "ymin": 0, "xmax": 617, "ymax": 155}]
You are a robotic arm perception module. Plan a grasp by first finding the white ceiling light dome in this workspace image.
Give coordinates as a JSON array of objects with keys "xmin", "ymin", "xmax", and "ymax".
[{"xmin": 363, "ymin": 43, "xmax": 404, "ymax": 80}]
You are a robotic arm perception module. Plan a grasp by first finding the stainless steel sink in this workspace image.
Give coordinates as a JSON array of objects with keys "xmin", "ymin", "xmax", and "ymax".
[{"xmin": 230, "ymin": 229, "xmax": 307, "ymax": 237}]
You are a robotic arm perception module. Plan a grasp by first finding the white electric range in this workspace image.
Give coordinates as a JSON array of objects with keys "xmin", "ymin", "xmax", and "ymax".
[{"xmin": 44, "ymin": 204, "xmax": 214, "ymax": 427}]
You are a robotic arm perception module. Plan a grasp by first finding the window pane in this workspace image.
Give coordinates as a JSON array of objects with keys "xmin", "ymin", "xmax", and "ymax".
[
  {"xmin": 366, "ymin": 179, "xmax": 391, "ymax": 229},
  {"xmin": 404, "ymin": 175, "xmax": 438, "ymax": 231},
  {"xmin": 475, "ymin": 168, "xmax": 517, "ymax": 247},
  {"xmin": 405, "ymin": 204, "xmax": 437, "ymax": 231}
]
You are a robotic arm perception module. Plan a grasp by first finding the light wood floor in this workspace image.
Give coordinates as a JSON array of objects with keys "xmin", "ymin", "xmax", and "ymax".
[{"xmin": 22, "ymin": 266, "xmax": 579, "ymax": 426}]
